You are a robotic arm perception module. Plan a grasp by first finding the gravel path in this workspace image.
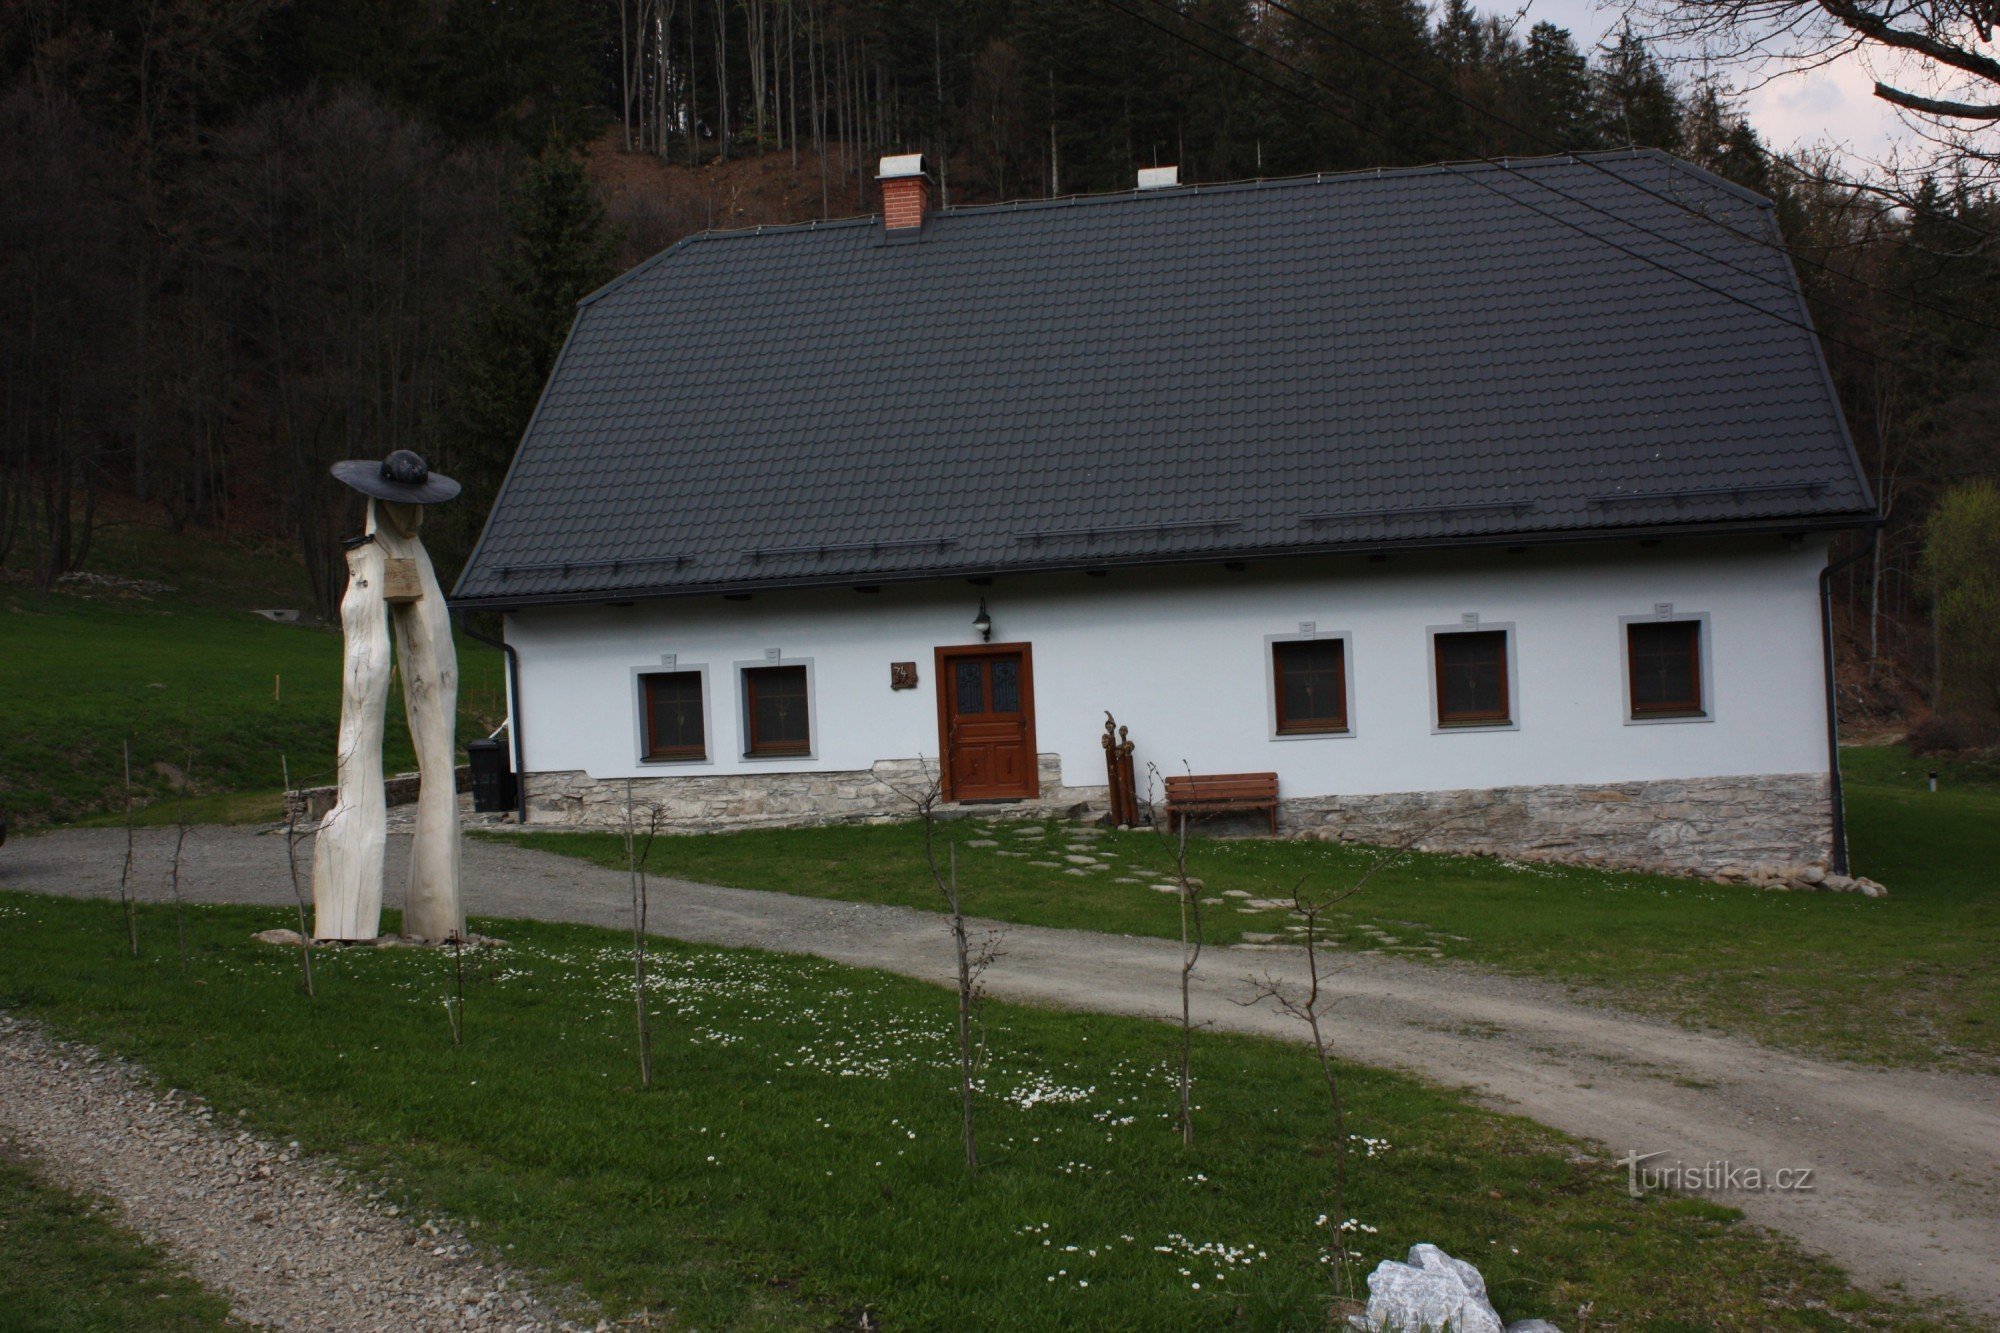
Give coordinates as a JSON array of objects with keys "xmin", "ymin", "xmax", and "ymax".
[
  {"xmin": 6, "ymin": 824, "xmax": 1999, "ymax": 1321},
  {"xmin": 0, "ymin": 1014, "xmax": 588, "ymax": 1331}
]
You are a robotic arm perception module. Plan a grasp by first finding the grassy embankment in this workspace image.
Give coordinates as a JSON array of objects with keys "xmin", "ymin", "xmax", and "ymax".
[
  {"xmin": 0, "ymin": 891, "xmax": 1967, "ymax": 1331},
  {"xmin": 496, "ymin": 749, "xmax": 2000, "ymax": 1073},
  {"xmin": 2, "ymin": 520, "xmax": 502, "ymax": 828}
]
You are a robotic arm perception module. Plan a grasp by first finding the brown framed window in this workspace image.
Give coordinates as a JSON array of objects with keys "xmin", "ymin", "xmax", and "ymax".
[
  {"xmin": 1628, "ymin": 620, "xmax": 1703, "ymax": 717},
  {"xmin": 744, "ymin": 664, "xmax": 810, "ymax": 756},
  {"xmin": 1434, "ymin": 629, "xmax": 1510, "ymax": 726},
  {"xmin": 1273, "ymin": 639, "xmax": 1348, "ymax": 734},
  {"xmin": 640, "ymin": 671, "xmax": 706, "ymax": 760}
]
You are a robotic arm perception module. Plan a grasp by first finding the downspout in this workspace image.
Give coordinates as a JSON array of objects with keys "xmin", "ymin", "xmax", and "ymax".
[
  {"xmin": 1818, "ymin": 533, "xmax": 1878, "ymax": 874},
  {"xmin": 455, "ymin": 613, "xmax": 528, "ymax": 825}
]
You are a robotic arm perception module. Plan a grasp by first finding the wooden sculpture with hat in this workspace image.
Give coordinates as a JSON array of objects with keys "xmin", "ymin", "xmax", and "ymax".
[{"xmin": 314, "ymin": 449, "xmax": 465, "ymax": 942}]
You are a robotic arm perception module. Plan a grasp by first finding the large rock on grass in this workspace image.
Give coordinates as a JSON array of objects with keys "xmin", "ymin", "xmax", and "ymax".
[{"xmin": 1354, "ymin": 1244, "xmax": 1505, "ymax": 1333}]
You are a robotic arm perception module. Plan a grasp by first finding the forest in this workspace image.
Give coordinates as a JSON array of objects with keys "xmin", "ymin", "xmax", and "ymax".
[{"xmin": 3, "ymin": 0, "xmax": 1997, "ymax": 722}]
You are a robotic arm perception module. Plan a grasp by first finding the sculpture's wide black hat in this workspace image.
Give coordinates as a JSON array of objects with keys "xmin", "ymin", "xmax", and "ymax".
[{"xmin": 330, "ymin": 450, "xmax": 461, "ymax": 505}]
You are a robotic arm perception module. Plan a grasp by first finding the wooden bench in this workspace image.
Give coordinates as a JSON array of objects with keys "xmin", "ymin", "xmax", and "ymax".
[{"xmin": 1163, "ymin": 772, "xmax": 1279, "ymax": 834}]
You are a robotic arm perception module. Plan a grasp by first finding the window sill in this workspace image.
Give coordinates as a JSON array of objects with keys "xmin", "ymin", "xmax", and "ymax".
[
  {"xmin": 1271, "ymin": 726, "xmax": 1354, "ymax": 741},
  {"xmin": 741, "ymin": 749, "xmax": 816, "ymax": 762},
  {"xmin": 639, "ymin": 753, "xmax": 712, "ymax": 766},
  {"xmin": 1625, "ymin": 711, "xmax": 1712, "ymax": 726},
  {"xmin": 1433, "ymin": 717, "xmax": 1518, "ymax": 734}
]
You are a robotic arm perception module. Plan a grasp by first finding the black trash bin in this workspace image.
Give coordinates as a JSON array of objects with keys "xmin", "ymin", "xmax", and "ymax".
[{"xmin": 467, "ymin": 738, "xmax": 516, "ymax": 814}]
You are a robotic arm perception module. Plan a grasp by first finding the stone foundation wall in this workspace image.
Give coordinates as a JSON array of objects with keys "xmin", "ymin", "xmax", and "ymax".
[
  {"xmin": 521, "ymin": 761, "xmax": 1830, "ymax": 879},
  {"xmin": 523, "ymin": 754, "xmax": 1108, "ymax": 831},
  {"xmin": 1278, "ymin": 772, "xmax": 1832, "ymax": 878}
]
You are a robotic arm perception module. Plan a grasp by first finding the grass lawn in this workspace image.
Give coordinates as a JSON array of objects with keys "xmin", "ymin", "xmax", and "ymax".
[
  {"xmin": 492, "ymin": 747, "xmax": 2000, "ymax": 1074},
  {"xmin": 0, "ymin": 892, "xmax": 1963, "ymax": 1331},
  {"xmin": 0, "ymin": 1139, "xmax": 232, "ymax": 1331},
  {"xmin": 2, "ymin": 519, "xmax": 502, "ymax": 827}
]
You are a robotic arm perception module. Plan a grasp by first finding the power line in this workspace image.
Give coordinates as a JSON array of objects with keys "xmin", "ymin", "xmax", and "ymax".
[
  {"xmin": 1248, "ymin": 0, "xmax": 2000, "ymax": 339},
  {"xmin": 1094, "ymin": 0, "xmax": 1940, "ymax": 379}
]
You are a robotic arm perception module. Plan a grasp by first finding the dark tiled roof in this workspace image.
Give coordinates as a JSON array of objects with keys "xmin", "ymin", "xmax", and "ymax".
[{"xmin": 453, "ymin": 150, "xmax": 1874, "ymax": 606}]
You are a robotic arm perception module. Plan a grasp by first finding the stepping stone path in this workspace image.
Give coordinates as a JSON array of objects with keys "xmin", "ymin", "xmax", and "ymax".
[
  {"xmin": 1222, "ymin": 889, "xmax": 1253, "ymax": 899},
  {"xmin": 1064, "ymin": 854, "xmax": 1099, "ymax": 865},
  {"xmin": 1030, "ymin": 860, "xmax": 1063, "ymax": 869},
  {"xmin": 966, "ymin": 839, "xmax": 999, "ymax": 848}
]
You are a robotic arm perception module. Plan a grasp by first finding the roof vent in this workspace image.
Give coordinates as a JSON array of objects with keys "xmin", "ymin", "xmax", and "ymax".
[
  {"xmin": 1136, "ymin": 165, "xmax": 1180, "ymax": 190},
  {"xmin": 877, "ymin": 154, "xmax": 929, "ymax": 231}
]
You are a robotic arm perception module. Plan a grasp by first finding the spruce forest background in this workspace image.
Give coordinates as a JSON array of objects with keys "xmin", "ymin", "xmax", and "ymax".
[{"xmin": 4, "ymin": 0, "xmax": 1998, "ymax": 729}]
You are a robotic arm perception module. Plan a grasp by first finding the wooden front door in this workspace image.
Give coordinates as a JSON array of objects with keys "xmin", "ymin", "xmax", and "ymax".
[{"xmin": 936, "ymin": 643, "xmax": 1038, "ymax": 801}]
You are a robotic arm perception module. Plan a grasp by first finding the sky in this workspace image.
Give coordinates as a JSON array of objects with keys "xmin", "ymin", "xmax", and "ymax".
[{"xmin": 1522, "ymin": 0, "xmax": 1915, "ymax": 165}]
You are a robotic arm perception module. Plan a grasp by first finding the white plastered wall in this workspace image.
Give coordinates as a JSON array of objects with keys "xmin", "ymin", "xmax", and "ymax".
[{"xmin": 502, "ymin": 536, "xmax": 1833, "ymax": 799}]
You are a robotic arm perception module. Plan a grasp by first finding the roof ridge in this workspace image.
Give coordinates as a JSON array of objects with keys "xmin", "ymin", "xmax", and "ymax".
[{"xmin": 579, "ymin": 149, "xmax": 1769, "ymax": 309}]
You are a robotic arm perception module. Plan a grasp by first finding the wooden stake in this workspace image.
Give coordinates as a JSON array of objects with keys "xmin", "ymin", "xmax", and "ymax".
[{"xmin": 119, "ymin": 739, "xmax": 138, "ymax": 957}]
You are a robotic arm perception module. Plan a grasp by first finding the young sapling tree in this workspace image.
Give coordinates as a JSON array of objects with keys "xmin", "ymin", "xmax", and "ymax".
[
  {"xmin": 909, "ymin": 766, "xmax": 1001, "ymax": 1170},
  {"xmin": 168, "ymin": 747, "xmax": 193, "ymax": 975},
  {"xmin": 447, "ymin": 934, "xmax": 465, "ymax": 1048},
  {"xmin": 280, "ymin": 755, "xmax": 315, "ymax": 999},
  {"xmin": 1145, "ymin": 762, "xmax": 1207, "ymax": 1147},
  {"xmin": 118, "ymin": 739, "xmax": 138, "ymax": 957},
  {"xmin": 623, "ymin": 779, "xmax": 663, "ymax": 1088},
  {"xmin": 1239, "ymin": 826, "xmax": 1439, "ymax": 1299}
]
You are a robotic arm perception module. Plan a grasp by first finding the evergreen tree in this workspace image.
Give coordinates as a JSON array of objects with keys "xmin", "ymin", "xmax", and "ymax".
[
  {"xmin": 1594, "ymin": 26, "xmax": 1682, "ymax": 152},
  {"xmin": 1436, "ymin": 0, "xmax": 1485, "ymax": 75},
  {"xmin": 1682, "ymin": 80, "xmax": 1769, "ymax": 192},
  {"xmin": 433, "ymin": 143, "xmax": 620, "ymax": 576},
  {"xmin": 1492, "ymin": 23, "xmax": 1599, "ymax": 153}
]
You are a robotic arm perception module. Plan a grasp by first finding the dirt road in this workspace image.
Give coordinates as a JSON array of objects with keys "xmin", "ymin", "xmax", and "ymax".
[{"xmin": 6, "ymin": 825, "xmax": 1997, "ymax": 1319}]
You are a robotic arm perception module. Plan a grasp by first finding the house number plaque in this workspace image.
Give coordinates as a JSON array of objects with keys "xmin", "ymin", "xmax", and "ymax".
[{"xmin": 890, "ymin": 662, "xmax": 919, "ymax": 690}]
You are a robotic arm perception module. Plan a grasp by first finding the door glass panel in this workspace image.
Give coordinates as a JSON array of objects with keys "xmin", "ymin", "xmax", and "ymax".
[
  {"xmin": 954, "ymin": 660, "xmax": 986, "ymax": 715},
  {"xmin": 991, "ymin": 657, "xmax": 1020, "ymax": 713}
]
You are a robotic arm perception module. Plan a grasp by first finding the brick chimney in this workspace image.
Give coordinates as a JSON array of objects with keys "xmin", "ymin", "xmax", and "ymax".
[{"xmin": 877, "ymin": 154, "xmax": 929, "ymax": 231}]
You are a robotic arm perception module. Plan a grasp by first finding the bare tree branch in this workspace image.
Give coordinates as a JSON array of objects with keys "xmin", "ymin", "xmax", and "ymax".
[{"xmin": 1874, "ymin": 81, "xmax": 2000, "ymax": 119}]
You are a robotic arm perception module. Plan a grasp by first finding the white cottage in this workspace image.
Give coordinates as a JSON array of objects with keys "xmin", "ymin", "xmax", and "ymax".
[{"xmin": 453, "ymin": 151, "xmax": 1877, "ymax": 877}]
